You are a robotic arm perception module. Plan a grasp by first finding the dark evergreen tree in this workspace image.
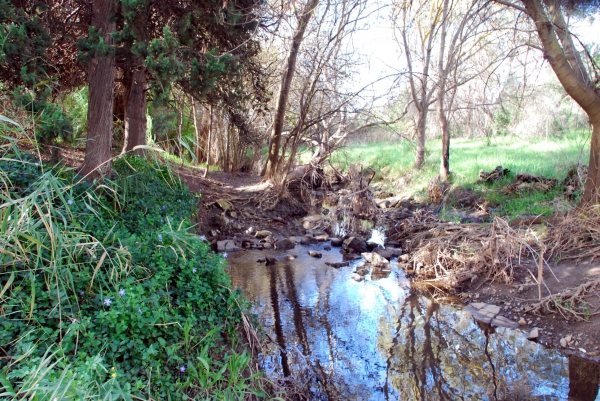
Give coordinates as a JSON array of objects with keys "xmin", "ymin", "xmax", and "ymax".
[
  {"xmin": 113, "ymin": 0, "xmax": 268, "ymax": 155},
  {"xmin": 0, "ymin": 1, "xmax": 73, "ymax": 150}
]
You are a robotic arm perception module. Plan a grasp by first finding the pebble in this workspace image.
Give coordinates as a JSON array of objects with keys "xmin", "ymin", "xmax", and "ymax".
[
  {"xmin": 518, "ymin": 317, "xmax": 526, "ymax": 325},
  {"xmin": 351, "ymin": 273, "xmax": 363, "ymax": 282}
]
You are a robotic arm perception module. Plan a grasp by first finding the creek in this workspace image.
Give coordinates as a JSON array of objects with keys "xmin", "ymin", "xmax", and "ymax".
[{"xmin": 227, "ymin": 243, "xmax": 600, "ymax": 400}]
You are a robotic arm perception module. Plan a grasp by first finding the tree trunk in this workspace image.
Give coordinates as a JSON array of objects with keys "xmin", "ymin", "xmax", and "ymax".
[
  {"xmin": 438, "ymin": 93, "xmax": 450, "ymax": 178},
  {"xmin": 175, "ymin": 109, "xmax": 183, "ymax": 158},
  {"xmin": 203, "ymin": 105, "xmax": 212, "ymax": 178},
  {"xmin": 414, "ymin": 110, "xmax": 428, "ymax": 168},
  {"xmin": 584, "ymin": 123, "xmax": 600, "ymax": 204},
  {"xmin": 191, "ymin": 98, "xmax": 201, "ymax": 163},
  {"xmin": 437, "ymin": 0, "xmax": 450, "ymax": 179},
  {"xmin": 521, "ymin": 0, "xmax": 600, "ymax": 203},
  {"xmin": 122, "ymin": 64, "xmax": 147, "ymax": 155},
  {"xmin": 401, "ymin": 4, "xmax": 436, "ymax": 169},
  {"xmin": 80, "ymin": 0, "xmax": 115, "ymax": 179},
  {"xmin": 263, "ymin": 0, "xmax": 320, "ymax": 180}
]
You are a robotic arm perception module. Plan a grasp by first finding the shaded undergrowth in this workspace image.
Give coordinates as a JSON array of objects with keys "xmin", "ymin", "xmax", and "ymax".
[{"xmin": 0, "ymin": 125, "xmax": 276, "ymax": 399}]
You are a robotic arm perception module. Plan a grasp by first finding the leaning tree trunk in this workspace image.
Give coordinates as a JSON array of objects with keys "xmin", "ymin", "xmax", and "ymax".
[
  {"xmin": 80, "ymin": 0, "xmax": 115, "ymax": 179},
  {"xmin": 584, "ymin": 123, "xmax": 600, "ymax": 203},
  {"xmin": 263, "ymin": 0, "xmax": 320, "ymax": 180},
  {"xmin": 521, "ymin": 0, "xmax": 600, "ymax": 203}
]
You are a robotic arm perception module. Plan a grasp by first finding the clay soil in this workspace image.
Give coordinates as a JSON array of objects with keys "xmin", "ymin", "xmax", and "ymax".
[{"xmin": 44, "ymin": 147, "xmax": 600, "ymax": 362}]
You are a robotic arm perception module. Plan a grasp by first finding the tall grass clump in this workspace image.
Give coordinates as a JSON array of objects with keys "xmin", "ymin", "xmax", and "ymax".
[{"xmin": 0, "ymin": 121, "xmax": 269, "ymax": 399}]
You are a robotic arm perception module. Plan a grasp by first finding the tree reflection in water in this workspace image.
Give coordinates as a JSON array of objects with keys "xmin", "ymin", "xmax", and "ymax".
[
  {"xmin": 381, "ymin": 289, "xmax": 600, "ymax": 400},
  {"xmin": 228, "ymin": 247, "xmax": 600, "ymax": 400}
]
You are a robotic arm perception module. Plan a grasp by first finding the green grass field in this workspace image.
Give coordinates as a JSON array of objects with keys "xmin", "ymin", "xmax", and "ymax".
[{"xmin": 326, "ymin": 131, "xmax": 592, "ymax": 219}]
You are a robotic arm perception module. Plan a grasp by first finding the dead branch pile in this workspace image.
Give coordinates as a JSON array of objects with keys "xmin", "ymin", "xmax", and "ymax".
[
  {"xmin": 501, "ymin": 172, "xmax": 558, "ymax": 194},
  {"xmin": 479, "ymin": 166, "xmax": 510, "ymax": 183},
  {"xmin": 391, "ymin": 210, "xmax": 539, "ymax": 287},
  {"xmin": 445, "ymin": 187, "xmax": 486, "ymax": 208},
  {"xmin": 543, "ymin": 205, "xmax": 600, "ymax": 262},
  {"xmin": 525, "ymin": 280, "xmax": 600, "ymax": 321},
  {"xmin": 562, "ymin": 163, "xmax": 588, "ymax": 198},
  {"xmin": 327, "ymin": 164, "xmax": 383, "ymax": 236}
]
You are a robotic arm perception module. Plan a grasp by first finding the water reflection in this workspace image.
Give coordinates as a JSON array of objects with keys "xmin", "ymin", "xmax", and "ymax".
[{"xmin": 228, "ymin": 244, "xmax": 600, "ymax": 400}]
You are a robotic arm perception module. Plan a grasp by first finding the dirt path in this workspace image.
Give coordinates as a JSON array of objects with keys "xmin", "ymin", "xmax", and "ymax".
[{"xmin": 173, "ymin": 165, "xmax": 307, "ymax": 241}]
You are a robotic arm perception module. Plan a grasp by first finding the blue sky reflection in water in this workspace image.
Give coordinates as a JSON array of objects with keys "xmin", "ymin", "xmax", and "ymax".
[{"xmin": 227, "ymin": 244, "xmax": 600, "ymax": 400}]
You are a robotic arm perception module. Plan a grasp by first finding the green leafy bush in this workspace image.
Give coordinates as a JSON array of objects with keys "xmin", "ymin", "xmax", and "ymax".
[{"xmin": 0, "ymin": 144, "xmax": 263, "ymax": 400}]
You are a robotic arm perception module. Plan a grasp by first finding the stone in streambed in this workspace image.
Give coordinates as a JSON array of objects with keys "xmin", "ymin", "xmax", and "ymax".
[
  {"xmin": 343, "ymin": 253, "xmax": 361, "ymax": 261},
  {"xmin": 351, "ymin": 273, "xmax": 364, "ymax": 282},
  {"xmin": 465, "ymin": 302, "xmax": 518, "ymax": 329},
  {"xmin": 362, "ymin": 252, "xmax": 391, "ymax": 269},
  {"xmin": 255, "ymin": 230, "xmax": 273, "ymax": 239},
  {"xmin": 373, "ymin": 248, "xmax": 395, "ymax": 260},
  {"xmin": 528, "ymin": 328, "xmax": 539, "ymax": 340},
  {"xmin": 308, "ymin": 250, "xmax": 322, "ymax": 258},
  {"xmin": 330, "ymin": 238, "xmax": 344, "ymax": 247},
  {"xmin": 217, "ymin": 240, "xmax": 240, "ymax": 252},
  {"xmin": 325, "ymin": 261, "xmax": 349, "ymax": 268},
  {"xmin": 344, "ymin": 237, "xmax": 368, "ymax": 254},
  {"xmin": 274, "ymin": 238, "xmax": 296, "ymax": 250},
  {"xmin": 316, "ymin": 233, "xmax": 330, "ymax": 242},
  {"xmin": 300, "ymin": 235, "xmax": 319, "ymax": 245}
]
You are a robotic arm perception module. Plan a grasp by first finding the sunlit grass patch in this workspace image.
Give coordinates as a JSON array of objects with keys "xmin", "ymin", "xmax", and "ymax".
[{"xmin": 330, "ymin": 132, "xmax": 590, "ymax": 217}]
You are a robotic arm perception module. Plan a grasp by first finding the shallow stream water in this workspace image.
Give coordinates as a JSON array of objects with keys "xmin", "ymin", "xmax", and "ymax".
[{"xmin": 228, "ymin": 243, "xmax": 600, "ymax": 400}]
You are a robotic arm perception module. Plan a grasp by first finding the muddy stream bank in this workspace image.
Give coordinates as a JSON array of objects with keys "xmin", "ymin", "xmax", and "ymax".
[{"xmin": 227, "ymin": 244, "xmax": 600, "ymax": 401}]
